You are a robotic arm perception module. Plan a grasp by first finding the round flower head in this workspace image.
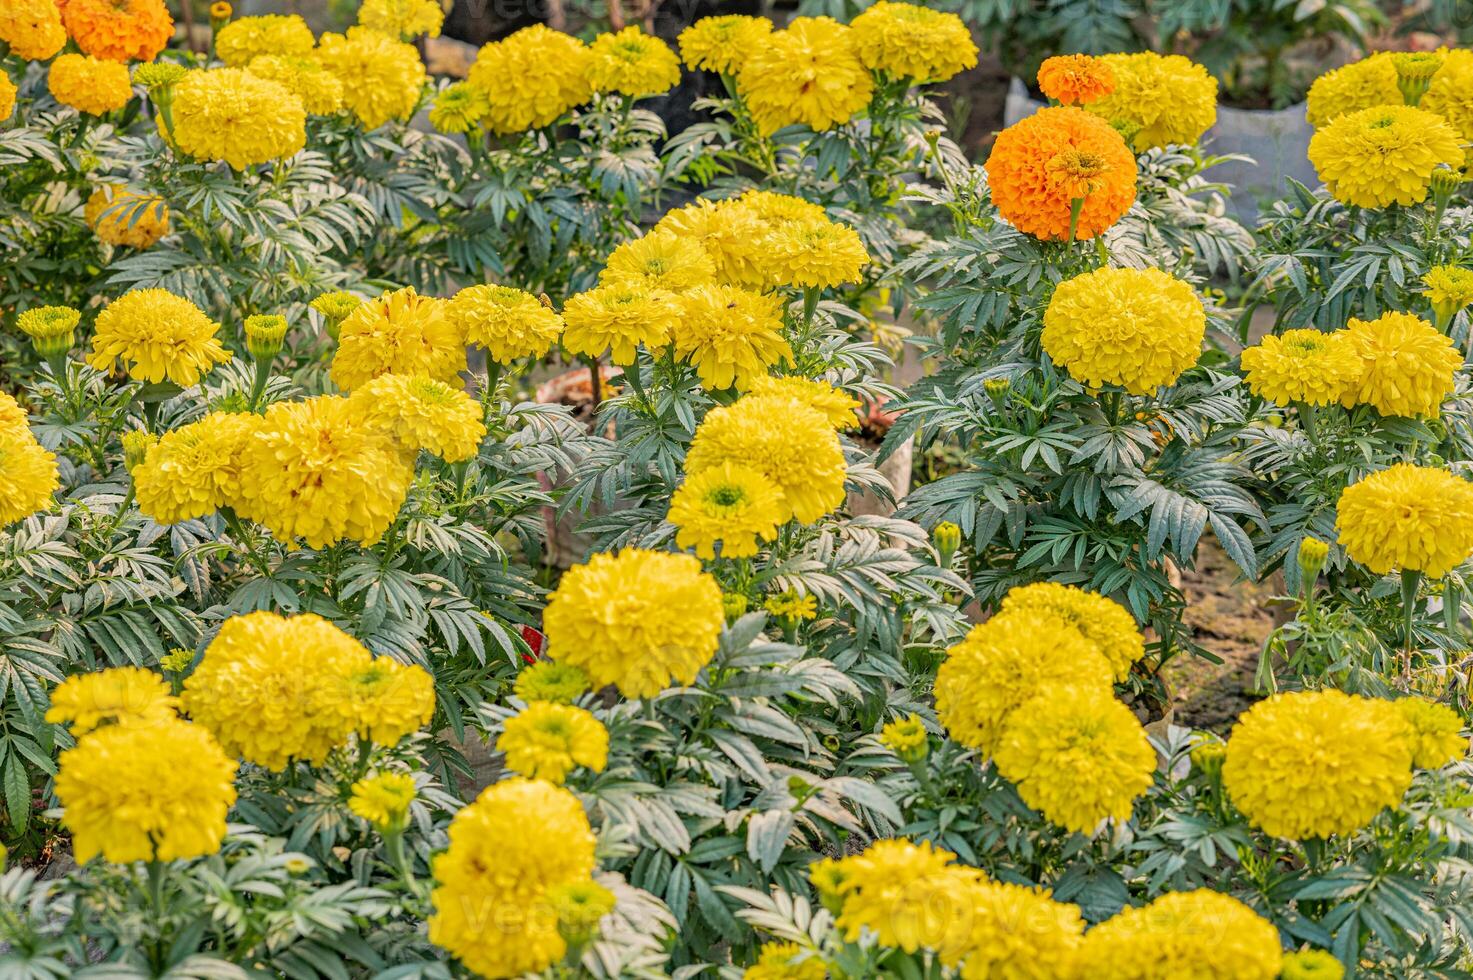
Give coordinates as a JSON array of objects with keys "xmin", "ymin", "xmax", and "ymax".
[
  {"xmin": 0, "ymin": 0, "xmax": 66, "ymax": 61},
  {"xmin": 245, "ymin": 55, "xmax": 346, "ymax": 116},
  {"xmin": 684, "ymin": 392, "xmax": 847, "ymax": 525},
  {"xmin": 586, "ymin": 26, "xmax": 681, "ymax": 98},
  {"xmin": 330, "ymin": 286, "xmax": 465, "ymax": 390},
  {"xmin": 467, "ymin": 25, "xmax": 591, "ymax": 134},
  {"xmin": 57, "ymin": 717, "xmax": 236, "ymax": 864},
  {"xmin": 133, "ymin": 411, "xmax": 262, "ymax": 524},
  {"xmin": 760, "ymin": 218, "xmax": 869, "ymax": 289},
  {"xmin": 655, "ymin": 198, "xmax": 764, "ymax": 286},
  {"xmin": 1038, "ymin": 53, "xmax": 1116, "ymax": 106},
  {"xmin": 16, "ymin": 306, "xmax": 79, "ymax": 356},
  {"xmin": 829, "ymin": 839, "xmax": 981, "ymax": 961},
  {"xmin": 1281, "ymin": 950, "xmax": 1345, "ymax": 980},
  {"xmin": 1078, "ymin": 890, "xmax": 1282, "ymax": 979},
  {"xmin": 985, "ymin": 106, "xmax": 1138, "ymax": 241},
  {"xmin": 1309, "ymin": 105, "xmax": 1463, "ymax": 209},
  {"xmin": 169, "ymin": 68, "xmax": 307, "ymax": 170},
  {"xmin": 1422, "ymin": 265, "xmax": 1473, "ymax": 324},
  {"xmin": 357, "ymin": 0, "xmax": 444, "ymax": 40},
  {"xmin": 348, "ymin": 771, "xmax": 416, "ymax": 831},
  {"xmin": 0, "ymin": 392, "xmax": 29, "ymax": 433},
  {"xmin": 1338, "ymin": 311, "xmax": 1460, "ymax": 418},
  {"xmin": 600, "ymin": 229, "xmax": 717, "ymax": 293},
  {"xmin": 765, "ymin": 589, "xmax": 817, "ymax": 623},
  {"xmin": 234, "ymin": 396, "xmax": 413, "ymax": 549},
  {"xmin": 994, "ymin": 685, "xmax": 1155, "ymax": 833},
  {"xmin": 448, "ymin": 283, "xmax": 563, "ymax": 364},
  {"xmin": 85, "ymin": 187, "xmax": 169, "ymax": 249},
  {"xmin": 848, "ymin": 1, "xmax": 978, "ymax": 84},
  {"xmin": 668, "ymin": 461, "xmax": 784, "ymax": 559},
  {"xmin": 429, "ymin": 778, "xmax": 596, "ymax": 976},
  {"xmin": 48, "ymin": 54, "xmax": 132, "ymax": 116},
  {"xmin": 736, "ymin": 17, "xmax": 874, "ymax": 135},
  {"xmin": 88, "ymin": 288, "xmax": 231, "ymax": 386},
  {"xmin": 349, "ymin": 374, "xmax": 486, "ymax": 463},
  {"xmin": 1393, "ymin": 697, "xmax": 1466, "ymax": 769},
  {"xmin": 316, "ymin": 27, "xmax": 426, "ymax": 130},
  {"xmin": 746, "ymin": 375, "xmax": 858, "ymax": 429},
  {"xmin": 513, "ymin": 661, "xmax": 589, "ymax": 705},
  {"xmin": 497, "ymin": 701, "xmax": 609, "ymax": 784},
  {"xmin": 678, "ymin": 15, "xmax": 772, "ymax": 76},
  {"xmin": 1240, "ymin": 329, "xmax": 1363, "ymax": 408},
  {"xmin": 1042, "ymin": 266, "xmax": 1204, "ymax": 395},
  {"xmin": 935, "ymin": 609, "xmax": 1114, "ymax": 755},
  {"xmin": 1336, "ymin": 464, "xmax": 1473, "ymax": 578},
  {"xmin": 214, "ymin": 14, "xmax": 314, "ymax": 67},
  {"xmin": 45, "ymin": 666, "xmax": 179, "ymax": 734},
  {"xmin": 1223, "ymin": 690, "xmax": 1414, "ymax": 839},
  {"xmin": 745, "ymin": 942, "xmax": 825, "ymax": 980},
  {"xmin": 0, "ymin": 429, "xmax": 59, "ymax": 527},
  {"xmin": 561, "ymin": 281, "xmax": 681, "ymax": 366},
  {"xmin": 998, "ymin": 581, "xmax": 1145, "ymax": 681},
  {"xmin": 544, "ymin": 549, "xmax": 724, "ymax": 698},
  {"xmin": 310, "ymin": 291, "xmax": 362, "ymax": 339},
  {"xmin": 0, "ymin": 75, "xmax": 15, "ymax": 121},
  {"xmin": 956, "ymin": 882, "xmax": 1086, "ymax": 979},
  {"xmin": 183, "ymin": 611, "xmax": 376, "ymax": 769},
  {"xmin": 1086, "ymin": 52, "xmax": 1217, "ymax": 152},
  {"xmin": 1422, "ymin": 49, "xmax": 1473, "ymax": 142},
  {"xmin": 1306, "ymin": 53, "xmax": 1400, "ymax": 127},
  {"xmin": 57, "ymin": 0, "xmax": 172, "ymax": 63},
  {"xmin": 428, "ymin": 81, "xmax": 488, "ymax": 134},
  {"xmin": 339, "ymin": 655, "xmax": 435, "ymax": 746},
  {"xmin": 673, "ymin": 285, "xmax": 792, "ymax": 390}
]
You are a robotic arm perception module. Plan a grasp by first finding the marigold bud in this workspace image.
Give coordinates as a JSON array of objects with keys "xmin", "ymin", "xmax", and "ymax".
[
  {"xmin": 243, "ymin": 314, "xmax": 288, "ymax": 362},
  {"xmin": 722, "ymin": 592, "xmax": 749, "ymax": 622},
  {"xmin": 1297, "ymin": 536, "xmax": 1330, "ymax": 584},
  {"xmin": 121, "ymin": 429, "xmax": 157, "ymax": 475},
  {"xmin": 17, "ymin": 306, "xmax": 80, "ymax": 358},
  {"xmin": 309, "ymin": 291, "xmax": 362, "ymax": 342},
  {"xmin": 932, "ymin": 521, "xmax": 961, "ymax": 566},
  {"xmin": 879, "ymin": 712, "xmax": 929, "ymax": 765},
  {"xmin": 1190, "ymin": 740, "xmax": 1227, "ymax": 779}
]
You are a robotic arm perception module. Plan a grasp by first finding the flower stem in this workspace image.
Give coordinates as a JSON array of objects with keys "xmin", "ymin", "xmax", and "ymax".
[{"xmin": 1400, "ymin": 568, "xmax": 1421, "ymax": 682}]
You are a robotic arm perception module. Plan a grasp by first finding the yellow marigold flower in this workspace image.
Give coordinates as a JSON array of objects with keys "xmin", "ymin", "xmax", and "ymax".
[
  {"xmin": 935, "ymin": 609, "xmax": 1113, "ymax": 755},
  {"xmin": 655, "ymin": 199, "xmax": 763, "ymax": 286},
  {"xmin": 668, "ymin": 461, "xmax": 783, "ymax": 559},
  {"xmin": 132, "ymin": 61, "xmax": 187, "ymax": 91},
  {"xmin": 57, "ymin": 0, "xmax": 172, "ymax": 63},
  {"xmin": 831, "ymin": 839, "xmax": 981, "ymax": 961},
  {"xmin": 1393, "ymin": 697, "xmax": 1466, "ymax": 769},
  {"xmin": 879, "ymin": 712, "xmax": 928, "ymax": 764},
  {"xmin": 245, "ymin": 54, "xmax": 346, "ymax": 116},
  {"xmin": 746, "ymin": 375, "xmax": 858, "ymax": 429},
  {"xmin": 998, "ymin": 581, "xmax": 1146, "ymax": 681},
  {"xmin": 88, "ymin": 288, "xmax": 232, "ymax": 386},
  {"xmin": 561, "ymin": 281, "xmax": 681, "ymax": 366},
  {"xmin": 0, "ymin": 0, "xmax": 66, "ymax": 61},
  {"xmin": 1223, "ymin": 690, "xmax": 1414, "ymax": 839},
  {"xmin": 764, "ymin": 589, "xmax": 817, "ymax": 622},
  {"xmin": 234, "ymin": 396, "xmax": 414, "ymax": 549},
  {"xmin": 316, "ymin": 27, "xmax": 426, "ymax": 130},
  {"xmin": 957, "ymin": 882, "xmax": 1086, "ymax": 979},
  {"xmin": 0, "ymin": 74, "xmax": 15, "ymax": 121},
  {"xmin": 743, "ymin": 941, "xmax": 825, "ymax": 980},
  {"xmin": 132, "ymin": 411, "xmax": 261, "ymax": 525},
  {"xmin": 429, "ymin": 778, "xmax": 596, "ymax": 976},
  {"xmin": 1336, "ymin": 464, "xmax": 1473, "ymax": 578},
  {"xmin": 1042, "ymin": 266, "xmax": 1204, "ymax": 395},
  {"xmin": 1087, "ymin": 52, "xmax": 1218, "ymax": 152},
  {"xmin": 357, "ymin": 0, "xmax": 444, "ymax": 40},
  {"xmin": 428, "ymin": 81, "xmax": 487, "ymax": 134},
  {"xmin": 1309, "ymin": 105, "xmax": 1463, "ymax": 209},
  {"xmin": 673, "ymin": 284, "xmax": 792, "ymax": 390},
  {"xmin": 1281, "ymin": 949, "xmax": 1345, "ymax": 980},
  {"xmin": 466, "ymin": 24, "xmax": 591, "ymax": 134},
  {"xmin": 736, "ymin": 17, "xmax": 873, "ymax": 135},
  {"xmin": 544, "ymin": 549, "xmax": 724, "ymax": 698},
  {"xmin": 1338, "ymin": 311, "xmax": 1460, "ymax": 418},
  {"xmin": 685, "ymin": 392, "xmax": 847, "ymax": 524},
  {"xmin": 513, "ymin": 661, "xmax": 589, "ymax": 705},
  {"xmin": 1038, "ymin": 53, "xmax": 1116, "ymax": 106},
  {"xmin": 600, "ymin": 229, "xmax": 716, "ymax": 293},
  {"xmin": 48, "ymin": 54, "xmax": 132, "ymax": 116},
  {"xmin": 1306, "ymin": 52, "xmax": 1399, "ymax": 127},
  {"xmin": 0, "ymin": 429, "xmax": 59, "ymax": 527},
  {"xmin": 57, "ymin": 717, "xmax": 236, "ymax": 864},
  {"xmin": 1239, "ymin": 329, "xmax": 1362, "ymax": 408},
  {"xmin": 349, "ymin": 771, "xmax": 417, "ymax": 831},
  {"xmin": 184, "ymin": 610, "xmax": 372, "ymax": 769},
  {"xmin": 85, "ymin": 187, "xmax": 169, "ymax": 249},
  {"xmin": 1077, "ymin": 890, "xmax": 1282, "ymax": 979},
  {"xmin": 0, "ymin": 392, "xmax": 28, "ymax": 433},
  {"xmin": 677, "ymin": 15, "xmax": 772, "ymax": 76},
  {"xmin": 214, "ymin": 13, "xmax": 314, "ymax": 67},
  {"xmin": 848, "ymin": 1, "xmax": 977, "ymax": 84},
  {"xmin": 761, "ymin": 218, "xmax": 869, "ymax": 289},
  {"xmin": 497, "ymin": 700, "xmax": 608, "ymax": 784},
  {"xmin": 169, "ymin": 68, "xmax": 307, "ymax": 170},
  {"xmin": 16, "ymin": 306, "xmax": 79, "ymax": 356},
  {"xmin": 1422, "ymin": 49, "xmax": 1473, "ymax": 142},
  {"xmin": 45, "ymin": 666, "xmax": 179, "ymax": 734},
  {"xmin": 1422, "ymin": 264, "xmax": 1473, "ymax": 324},
  {"xmin": 349, "ymin": 374, "xmax": 486, "ymax": 463},
  {"xmin": 447, "ymin": 283, "xmax": 562, "ymax": 364},
  {"xmin": 994, "ymin": 686, "xmax": 1155, "ymax": 833},
  {"xmin": 340, "ymin": 654, "xmax": 435, "ymax": 746},
  {"xmin": 586, "ymin": 26, "xmax": 681, "ymax": 98},
  {"xmin": 985, "ymin": 106, "xmax": 1138, "ymax": 242},
  {"xmin": 330, "ymin": 286, "xmax": 466, "ymax": 390}
]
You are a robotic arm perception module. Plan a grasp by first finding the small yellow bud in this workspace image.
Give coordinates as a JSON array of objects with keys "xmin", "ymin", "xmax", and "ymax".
[
  {"xmin": 243, "ymin": 314, "xmax": 288, "ymax": 362},
  {"xmin": 16, "ymin": 306, "xmax": 80, "ymax": 358},
  {"xmin": 121, "ymin": 429, "xmax": 158, "ymax": 474}
]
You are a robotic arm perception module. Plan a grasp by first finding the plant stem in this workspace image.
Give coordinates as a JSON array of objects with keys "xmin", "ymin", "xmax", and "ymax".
[{"xmin": 1400, "ymin": 568, "xmax": 1421, "ymax": 682}]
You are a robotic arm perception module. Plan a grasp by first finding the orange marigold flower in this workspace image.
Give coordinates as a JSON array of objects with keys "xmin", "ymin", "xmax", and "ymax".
[
  {"xmin": 1037, "ymin": 54, "xmax": 1115, "ymax": 106},
  {"xmin": 985, "ymin": 106, "xmax": 1137, "ymax": 241},
  {"xmin": 58, "ymin": 0, "xmax": 174, "ymax": 63}
]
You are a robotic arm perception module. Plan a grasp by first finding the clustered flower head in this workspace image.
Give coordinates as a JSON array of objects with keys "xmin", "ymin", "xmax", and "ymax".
[
  {"xmin": 167, "ymin": 68, "xmax": 307, "ymax": 170},
  {"xmin": 736, "ymin": 17, "xmax": 873, "ymax": 135},
  {"xmin": 1336, "ymin": 463, "xmax": 1473, "ymax": 578},
  {"xmin": 746, "ymin": 375, "xmax": 859, "ymax": 429},
  {"xmin": 427, "ymin": 81, "xmax": 487, "ymax": 133},
  {"xmin": 85, "ymin": 186, "xmax": 170, "ymax": 249},
  {"xmin": 0, "ymin": 75, "xmax": 15, "ymax": 121},
  {"xmin": 586, "ymin": 26, "xmax": 682, "ymax": 98},
  {"xmin": 600, "ymin": 229, "xmax": 717, "ymax": 293},
  {"xmin": 1038, "ymin": 53, "xmax": 1116, "ymax": 106},
  {"xmin": 45, "ymin": 665, "xmax": 179, "ymax": 734},
  {"xmin": 357, "ymin": 0, "xmax": 444, "ymax": 41},
  {"xmin": 847, "ymin": 1, "xmax": 978, "ymax": 84},
  {"xmin": 214, "ymin": 13, "xmax": 314, "ymax": 67},
  {"xmin": 1240, "ymin": 329, "xmax": 1363, "ymax": 407},
  {"xmin": 48, "ymin": 54, "xmax": 132, "ymax": 116},
  {"xmin": 1338, "ymin": 311, "xmax": 1461, "ymax": 418},
  {"xmin": 466, "ymin": 25, "xmax": 592, "ymax": 134},
  {"xmin": 744, "ymin": 942, "xmax": 825, "ymax": 980},
  {"xmin": 1077, "ymin": 890, "xmax": 1283, "ymax": 978},
  {"xmin": 315, "ymin": 26, "xmax": 427, "ymax": 130},
  {"xmin": 88, "ymin": 288, "xmax": 232, "ymax": 386},
  {"xmin": 448, "ymin": 283, "xmax": 563, "ymax": 364},
  {"xmin": 497, "ymin": 700, "xmax": 609, "ymax": 783},
  {"xmin": 1087, "ymin": 51, "xmax": 1218, "ymax": 151},
  {"xmin": 331, "ymin": 286, "xmax": 466, "ymax": 390},
  {"xmin": 998, "ymin": 580, "xmax": 1147, "ymax": 680},
  {"xmin": 513, "ymin": 661, "xmax": 590, "ymax": 705},
  {"xmin": 1422, "ymin": 49, "xmax": 1473, "ymax": 143},
  {"xmin": 57, "ymin": 0, "xmax": 173, "ymax": 63},
  {"xmin": 0, "ymin": 417, "xmax": 60, "ymax": 528},
  {"xmin": 1281, "ymin": 949, "xmax": 1346, "ymax": 980},
  {"xmin": 132, "ymin": 410, "xmax": 261, "ymax": 525},
  {"xmin": 1306, "ymin": 52, "xmax": 1400, "ymax": 127},
  {"xmin": 245, "ymin": 55, "xmax": 346, "ymax": 116},
  {"xmin": 561, "ymin": 281, "xmax": 681, "ymax": 366},
  {"xmin": 1422, "ymin": 265, "xmax": 1473, "ymax": 324},
  {"xmin": 0, "ymin": 0, "xmax": 67, "ymax": 61},
  {"xmin": 668, "ymin": 460, "xmax": 784, "ymax": 558},
  {"xmin": 673, "ymin": 284, "xmax": 792, "ymax": 389},
  {"xmin": 347, "ymin": 374, "xmax": 486, "ymax": 463},
  {"xmin": 348, "ymin": 771, "xmax": 417, "ymax": 832},
  {"xmin": 1393, "ymin": 697, "xmax": 1467, "ymax": 769},
  {"xmin": 1309, "ymin": 106, "xmax": 1464, "ymax": 209},
  {"xmin": 678, "ymin": 15, "xmax": 772, "ymax": 76}
]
